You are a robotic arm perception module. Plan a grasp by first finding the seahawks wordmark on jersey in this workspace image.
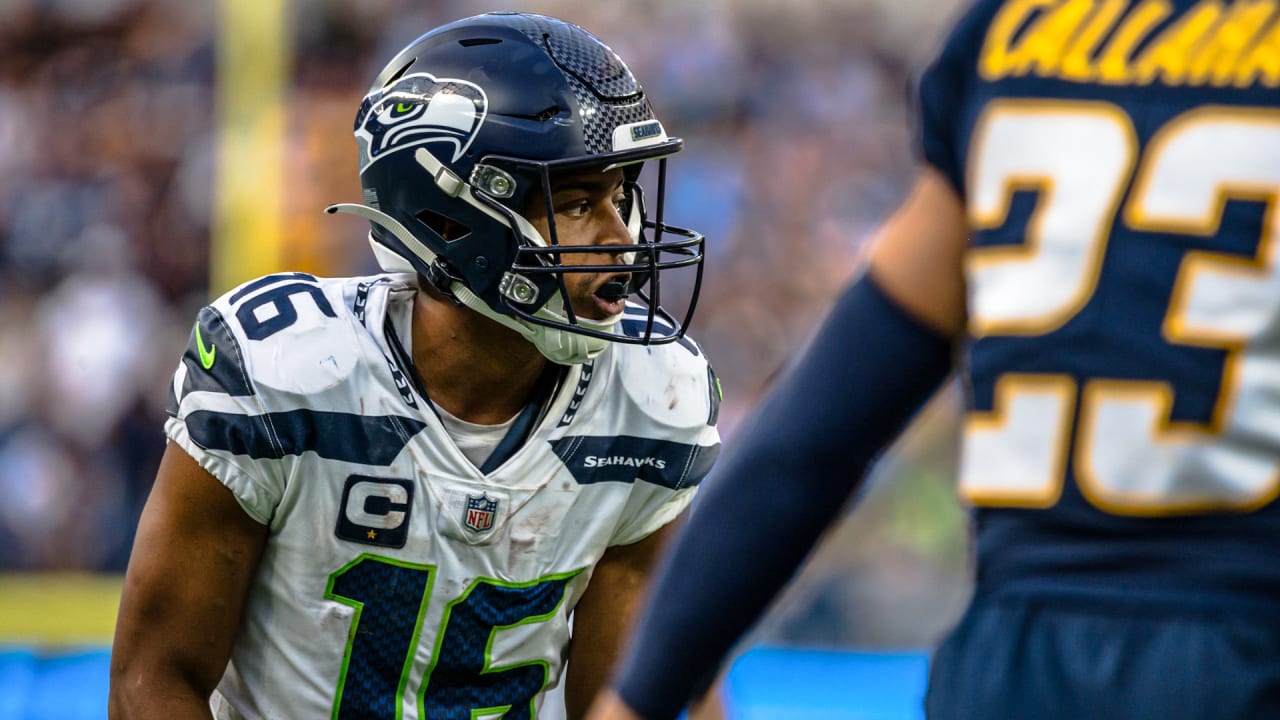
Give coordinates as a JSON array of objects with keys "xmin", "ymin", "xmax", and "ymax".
[{"xmin": 165, "ymin": 272, "xmax": 720, "ymax": 719}]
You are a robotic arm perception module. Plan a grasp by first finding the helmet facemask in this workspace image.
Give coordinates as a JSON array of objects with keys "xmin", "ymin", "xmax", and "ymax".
[{"xmin": 471, "ymin": 152, "xmax": 705, "ymax": 350}]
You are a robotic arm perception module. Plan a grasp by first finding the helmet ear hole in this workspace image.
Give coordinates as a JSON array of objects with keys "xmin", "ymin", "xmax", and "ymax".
[{"xmin": 416, "ymin": 209, "xmax": 471, "ymax": 242}]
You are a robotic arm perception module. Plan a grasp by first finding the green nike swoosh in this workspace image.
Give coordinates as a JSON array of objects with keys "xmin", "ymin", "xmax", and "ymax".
[{"xmin": 195, "ymin": 323, "xmax": 216, "ymax": 370}]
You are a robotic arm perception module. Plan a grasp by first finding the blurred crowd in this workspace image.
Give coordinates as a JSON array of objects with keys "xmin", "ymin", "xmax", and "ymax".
[{"xmin": 0, "ymin": 0, "xmax": 969, "ymax": 647}]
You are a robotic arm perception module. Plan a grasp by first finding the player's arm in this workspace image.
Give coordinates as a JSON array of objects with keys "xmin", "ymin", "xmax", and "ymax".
[
  {"xmin": 867, "ymin": 166, "xmax": 968, "ymax": 335},
  {"xmin": 109, "ymin": 443, "xmax": 269, "ymax": 719},
  {"xmin": 587, "ymin": 167, "xmax": 969, "ymax": 720},
  {"xmin": 565, "ymin": 521, "xmax": 679, "ymax": 719}
]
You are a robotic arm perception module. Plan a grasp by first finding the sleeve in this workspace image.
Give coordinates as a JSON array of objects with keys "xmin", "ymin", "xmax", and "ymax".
[
  {"xmin": 163, "ymin": 297, "xmax": 288, "ymax": 525},
  {"xmin": 611, "ymin": 488, "xmax": 695, "ymax": 548},
  {"xmin": 607, "ymin": 346, "xmax": 723, "ymax": 547},
  {"xmin": 608, "ymin": 421, "xmax": 719, "ymax": 547},
  {"xmin": 911, "ymin": 0, "xmax": 995, "ymax": 196}
]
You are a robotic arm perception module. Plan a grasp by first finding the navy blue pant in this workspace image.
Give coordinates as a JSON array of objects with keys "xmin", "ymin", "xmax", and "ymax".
[{"xmin": 925, "ymin": 593, "xmax": 1280, "ymax": 719}]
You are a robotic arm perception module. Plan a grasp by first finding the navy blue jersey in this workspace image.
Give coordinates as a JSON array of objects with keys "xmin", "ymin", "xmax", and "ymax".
[
  {"xmin": 919, "ymin": 0, "xmax": 1280, "ymax": 609},
  {"xmin": 927, "ymin": 593, "xmax": 1280, "ymax": 719}
]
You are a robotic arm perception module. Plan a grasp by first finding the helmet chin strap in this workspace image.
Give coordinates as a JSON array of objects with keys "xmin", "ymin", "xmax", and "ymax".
[
  {"xmin": 449, "ymin": 280, "xmax": 611, "ymax": 365},
  {"xmin": 326, "ymin": 202, "xmax": 611, "ymax": 365}
]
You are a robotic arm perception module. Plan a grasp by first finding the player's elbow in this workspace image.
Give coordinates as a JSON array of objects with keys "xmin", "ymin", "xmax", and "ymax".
[
  {"xmin": 108, "ymin": 651, "xmax": 214, "ymax": 719},
  {"xmin": 107, "ymin": 656, "xmax": 143, "ymax": 720},
  {"xmin": 108, "ymin": 653, "xmax": 154, "ymax": 720}
]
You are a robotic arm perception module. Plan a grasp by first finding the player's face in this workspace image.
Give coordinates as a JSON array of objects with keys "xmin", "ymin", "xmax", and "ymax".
[{"xmin": 523, "ymin": 167, "xmax": 633, "ymax": 321}]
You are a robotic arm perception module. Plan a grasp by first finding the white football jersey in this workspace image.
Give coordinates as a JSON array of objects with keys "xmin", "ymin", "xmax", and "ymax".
[{"xmin": 163, "ymin": 272, "xmax": 721, "ymax": 720}]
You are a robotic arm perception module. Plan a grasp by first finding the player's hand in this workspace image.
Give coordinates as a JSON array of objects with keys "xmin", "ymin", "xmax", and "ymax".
[{"xmin": 583, "ymin": 689, "xmax": 648, "ymax": 720}]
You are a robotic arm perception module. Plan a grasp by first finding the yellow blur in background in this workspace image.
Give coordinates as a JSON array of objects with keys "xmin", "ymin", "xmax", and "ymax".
[{"xmin": 0, "ymin": 575, "xmax": 121, "ymax": 646}]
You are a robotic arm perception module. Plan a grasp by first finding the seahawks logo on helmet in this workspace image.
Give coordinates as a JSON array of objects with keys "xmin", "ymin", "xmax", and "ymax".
[{"xmin": 354, "ymin": 72, "xmax": 488, "ymax": 170}]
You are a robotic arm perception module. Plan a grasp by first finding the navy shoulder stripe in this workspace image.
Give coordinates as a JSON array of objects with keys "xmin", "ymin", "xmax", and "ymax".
[
  {"xmin": 551, "ymin": 435, "xmax": 719, "ymax": 490},
  {"xmin": 186, "ymin": 409, "xmax": 427, "ymax": 465},
  {"xmin": 181, "ymin": 306, "xmax": 254, "ymax": 400},
  {"xmin": 620, "ymin": 317, "xmax": 700, "ymax": 356},
  {"xmin": 165, "ymin": 379, "xmax": 179, "ymax": 418}
]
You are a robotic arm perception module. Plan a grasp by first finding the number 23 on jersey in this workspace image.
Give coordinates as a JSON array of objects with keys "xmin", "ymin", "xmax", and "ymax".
[{"xmin": 960, "ymin": 100, "xmax": 1280, "ymax": 517}]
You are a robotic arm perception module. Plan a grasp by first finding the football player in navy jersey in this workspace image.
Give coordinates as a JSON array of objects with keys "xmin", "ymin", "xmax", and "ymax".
[
  {"xmin": 589, "ymin": 1, "xmax": 1280, "ymax": 719},
  {"xmin": 109, "ymin": 13, "xmax": 720, "ymax": 720}
]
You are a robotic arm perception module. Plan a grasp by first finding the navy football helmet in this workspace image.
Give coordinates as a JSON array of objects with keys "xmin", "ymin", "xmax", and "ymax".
[{"xmin": 328, "ymin": 12, "xmax": 705, "ymax": 364}]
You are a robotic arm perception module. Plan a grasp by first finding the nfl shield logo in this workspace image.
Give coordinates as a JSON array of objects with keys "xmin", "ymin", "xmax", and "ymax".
[{"xmin": 463, "ymin": 494, "xmax": 498, "ymax": 532}]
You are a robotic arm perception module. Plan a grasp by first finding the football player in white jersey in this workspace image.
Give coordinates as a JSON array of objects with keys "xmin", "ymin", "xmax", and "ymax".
[
  {"xmin": 109, "ymin": 13, "xmax": 719, "ymax": 720},
  {"xmin": 590, "ymin": 2, "xmax": 1280, "ymax": 719}
]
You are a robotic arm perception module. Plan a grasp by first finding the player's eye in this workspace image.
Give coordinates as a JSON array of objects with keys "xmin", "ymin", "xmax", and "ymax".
[{"xmin": 559, "ymin": 199, "xmax": 590, "ymax": 217}]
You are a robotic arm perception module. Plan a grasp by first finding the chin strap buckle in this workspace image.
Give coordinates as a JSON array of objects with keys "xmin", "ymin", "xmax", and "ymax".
[{"xmin": 424, "ymin": 260, "xmax": 466, "ymax": 306}]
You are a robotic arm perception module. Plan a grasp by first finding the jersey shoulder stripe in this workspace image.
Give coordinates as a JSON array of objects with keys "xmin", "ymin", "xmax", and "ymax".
[
  {"xmin": 186, "ymin": 408, "xmax": 428, "ymax": 464},
  {"xmin": 550, "ymin": 434, "xmax": 719, "ymax": 490}
]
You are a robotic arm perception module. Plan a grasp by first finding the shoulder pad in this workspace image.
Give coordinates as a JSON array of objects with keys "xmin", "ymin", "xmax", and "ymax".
[
  {"xmin": 611, "ymin": 333, "xmax": 720, "ymax": 430},
  {"xmin": 198, "ymin": 273, "xmax": 364, "ymax": 396}
]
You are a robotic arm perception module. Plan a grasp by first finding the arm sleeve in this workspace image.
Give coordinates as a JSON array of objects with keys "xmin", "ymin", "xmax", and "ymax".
[{"xmin": 611, "ymin": 274, "xmax": 953, "ymax": 719}]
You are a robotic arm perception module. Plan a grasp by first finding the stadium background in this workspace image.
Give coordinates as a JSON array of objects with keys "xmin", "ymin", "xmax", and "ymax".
[{"xmin": 0, "ymin": 0, "xmax": 969, "ymax": 716}]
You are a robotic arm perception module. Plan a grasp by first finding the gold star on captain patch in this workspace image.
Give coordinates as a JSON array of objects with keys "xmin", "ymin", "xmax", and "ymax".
[{"xmin": 367, "ymin": 529, "xmax": 377, "ymax": 540}]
